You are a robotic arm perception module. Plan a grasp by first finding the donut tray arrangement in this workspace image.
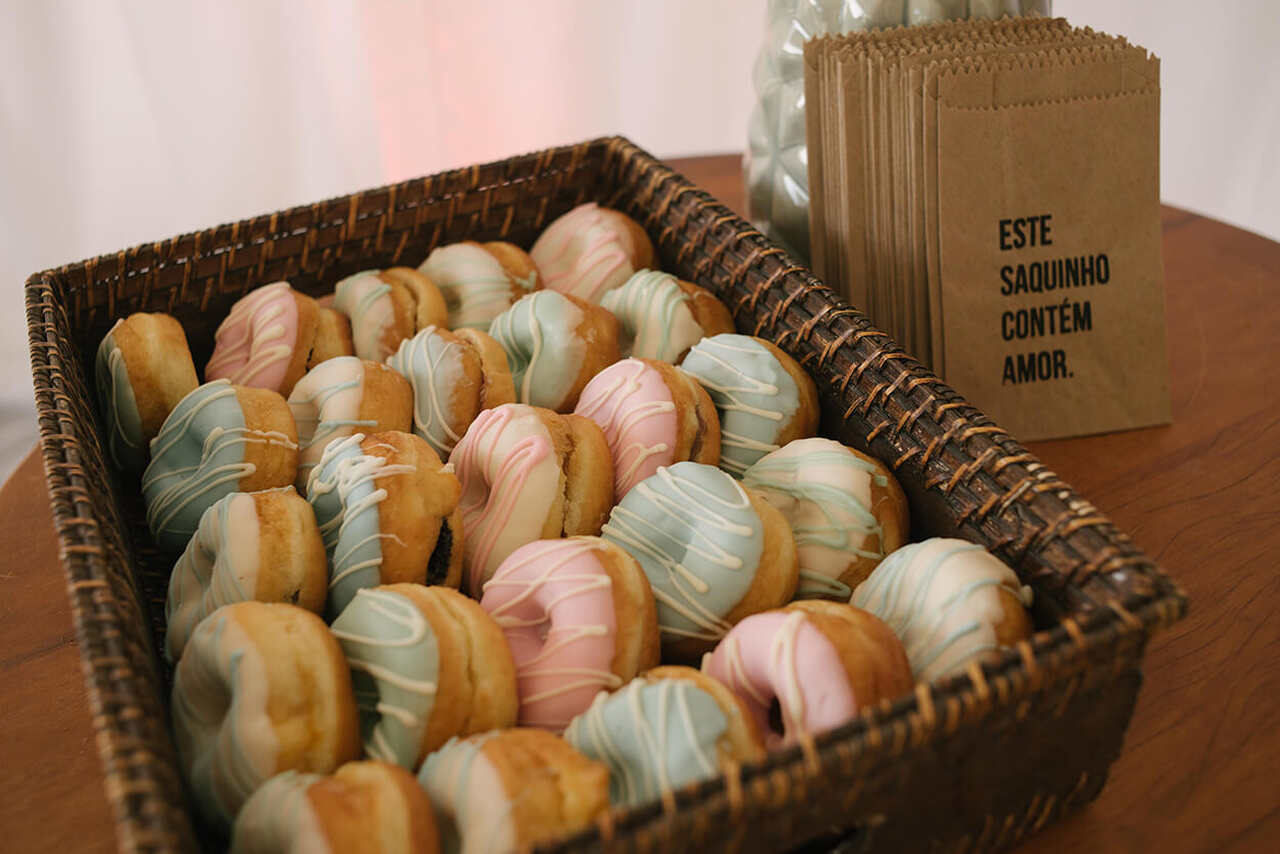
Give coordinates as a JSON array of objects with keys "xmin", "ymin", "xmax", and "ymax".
[{"xmin": 26, "ymin": 137, "xmax": 1186, "ymax": 854}]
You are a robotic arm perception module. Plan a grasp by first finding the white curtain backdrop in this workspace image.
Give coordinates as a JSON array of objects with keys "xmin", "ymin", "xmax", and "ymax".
[{"xmin": 1, "ymin": 0, "xmax": 1276, "ymax": 482}]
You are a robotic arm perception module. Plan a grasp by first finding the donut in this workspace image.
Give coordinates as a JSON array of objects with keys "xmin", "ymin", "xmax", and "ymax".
[
  {"xmin": 330, "ymin": 584, "xmax": 517, "ymax": 769},
  {"xmin": 386, "ymin": 326, "xmax": 516, "ymax": 459},
  {"xmin": 530, "ymin": 202, "xmax": 655, "ymax": 304},
  {"xmin": 450, "ymin": 403, "xmax": 613, "ymax": 592},
  {"xmin": 231, "ymin": 761, "xmax": 439, "ymax": 854},
  {"xmin": 333, "ymin": 268, "xmax": 447, "ymax": 362},
  {"xmin": 287, "ymin": 356, "xmax": 413, "ymax": 489},
  {"xmin": 308, "ymin": 305, "xmax": 356, "ymax": 369},
  {"xmin": 573, "ymin": 357, "xmax": 721, "ymax": 500},
  {"xmin": 205, "ymin": 282, "xmax": 321, "ymax": 396},
  {"xmin": 599, "ymin": 270, "xmax": 735, "ymax": 363},
  {"xmin": 164, "ymin": 486, "xmax": 326, "ymax": 662},
  {"xmin": 94, "ymin": 312, "xmax": 199, "ymax": 472},
  {"xmin": 742, "ymin": 438, "xmax": 909, "ymax": 601},
  {"xmin": 679, "ymin": 334, "xmax": 820, "ymax": 477},
  {"xmin": 488, "ymin": 290, "xmax": 620, "ymax": 412},
  {"xmin": 308, "ymin": 432, "xmax": 463, "ymax": 617},
  {"xmin": 600, "ymin": 461, "xmax": 798, "ymax": 661},
  {"xmin": 563, "ymin": 665, "xmax": 765, "ymax": 807},
  {"xmin": 702, "ymin": 601, "xmax": 913, "ymax": 748},
  {"xmin": 171, "ymin": 601, "xmax": 360, "ymax": 828},
  {"xmin": 479, "ymin": 536, "xmax": 660, "ymax": 731},
  {"xmin": 850, "ymin": 538, "xmax": 1034, "ymax": 682},
  {"xmin": 417, "ymin": 729, "xmax": 608, "ymax": 854},
  {"xmin": 418, "ymin": 240, "xmax": 540, "ymax": 330},
  {"xmin": 141, "ymin": 380, "xmax": 299, "ymax": 553}
]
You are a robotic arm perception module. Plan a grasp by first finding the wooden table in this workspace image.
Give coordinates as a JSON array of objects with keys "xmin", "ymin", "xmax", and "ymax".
[{"xmin": 2, "ymin": 155, "xmax": 1276, "ymax": 853}]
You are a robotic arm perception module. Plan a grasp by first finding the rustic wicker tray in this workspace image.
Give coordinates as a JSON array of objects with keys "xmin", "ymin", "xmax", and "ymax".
[{"xmin": 26, "ymin": 136, "xmax": 1186, "ymax": 854}]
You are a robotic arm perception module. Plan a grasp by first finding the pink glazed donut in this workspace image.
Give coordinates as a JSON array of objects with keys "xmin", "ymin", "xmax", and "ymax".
[
  {"xmin": 206, "ymin": 282, "xmax": 319, "ymax": 397},
  {"xmin": 529, "ymin": 203, "xmax": 655, "ymax": 304},
  {"xmin": 573, "ymin": 358, "xmax": 721, "ymax": 499},
  {"xmin": 479, "ymin": 537, "xmax": 659, "ymax": 731},
  {"xmin": 702, "ymin": 601, "xmax": 912, "ymax": 748}
]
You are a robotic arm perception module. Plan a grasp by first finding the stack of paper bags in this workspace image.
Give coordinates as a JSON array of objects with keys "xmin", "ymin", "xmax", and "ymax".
[{"xmin": 804, "ymin": 17, "xmax": 1171, "ymax": 441}]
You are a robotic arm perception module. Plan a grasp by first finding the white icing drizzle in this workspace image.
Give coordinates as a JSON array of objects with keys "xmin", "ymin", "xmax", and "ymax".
[{"xmin": 386, "ymin": 326, "xmax": 466, "ymax": 458}]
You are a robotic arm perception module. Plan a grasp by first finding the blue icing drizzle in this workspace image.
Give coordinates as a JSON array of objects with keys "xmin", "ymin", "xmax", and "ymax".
[
  {"xmin": 601, "ymin": 461, "xmax": 763, "ymax": 644},
  {"xmin": 307, "ymin": 433, "xmax": 417, "ymax": 617},
  {"xmin": 488, "ymin": 290, "xmax": 585, "ymax": 410},
  {"xmin": 331, "ymin": 588, "xmax": 440, "ymax": 769},
  {"xmin": 95, "ymin": 327, "xmax": 147, "ymax": 472},
  {"xmin": 563, "ymin": 678, "xmax": 728, "ymax": 807},
  {"xmin": 679, "ymin": 334, "xmax": 800, "ymax": 477},
  {"xmin": 142, "ymin": 380, "xmax": 262, "ymax": 553}
]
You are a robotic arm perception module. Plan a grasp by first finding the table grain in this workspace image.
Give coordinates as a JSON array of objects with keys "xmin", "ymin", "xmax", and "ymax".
[{"xmin": 2, "ymin": 154, "xmax": 1276, "ymax": 853}]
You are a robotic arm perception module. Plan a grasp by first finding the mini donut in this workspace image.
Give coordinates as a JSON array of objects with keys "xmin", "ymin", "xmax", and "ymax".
[
  {"xmin": 308, "ymin": 306, "xmax": 356, "ymax": 369},
  {"xmin": 164, "ymin": 486, "xmax": 326, "ymax": 662},
  {"xmin": 573, "ymin": 357, "xmax": 721, "ymax": 500},
  {"xmin": 600, "ymin": 461, "xmax": 798, "ymax": 661},
  {"xmin": 308, "ymin": 431, "xmax": 463, "ymax": 617},
  {"xmin": 142, "ymin": 380, "xmax": 298, "ymax": 553},
  {"xmin": 702, "ymin": 601, "xmax": 913, "ymax": 748},
  {"xmin": 386, "ymin": 326, "xmax": 516, "ymax": 459},
  {"xmin": 450, "ymin": 403, "xmax": 613, "ymax": 592},
  {"xmin": 488, "ymin": 289, "xmax": 620, "ymax": 412},
  {"xmin": 231, "ymin": 761, "xmax": 439, "ymax": 854},
  {"xmin": 334, "ymin": 268, "xmax": 448, "ymax": 362},
  {"xmin": 530, "ymin": 202, "xmax": 655, "ymax": 304},
  {"xmin": 205, "ymin": 282, "xmax": 320, "ymax": 396},
  {"xmin": 287, "ymin": 356, "xmax": 413, "ymax": 489},
  {"xmin": 563, "ymin": 665, "xmax": 765, "ymax": 807},
  {"xmin": 850, "ymin": 538, "xmax": 1034, "ymax": 682},
  {"xmin": 479, "ymin": 536, "xmax": 660, "ymax": 731},
  {"xmin": 171, "ymin": 601, "xmax": 360, "ymax": 829},
  {"xmin": 330, "ymin": 584, "xmax": 518, "ymax": 769},
  {"xmin": 680, "ymin": 333, "xmax": 820, "ymax": 478},
  {"xmin": 418, "ymin": 240, "xmax": 540, "ymax": 330},
  {"xmin": 600, "ymin": 270, "xmax": 735, "ymax": 363},
  {"xmin": 742, "ymin": 438, "xmax": 910, "ymax": 601},
  {"xmin": 417, "ymin": 729, "xmax": 608, "ymax": 854},
  {"xmin": 95, "ymin": 312, "xmax": 199, "ymax": 472}
]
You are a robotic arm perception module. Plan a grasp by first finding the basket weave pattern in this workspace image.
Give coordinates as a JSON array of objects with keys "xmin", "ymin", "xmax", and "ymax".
[{"xmin": 26, "ymin": 137, "xmax": 1186, "ymax": 853}]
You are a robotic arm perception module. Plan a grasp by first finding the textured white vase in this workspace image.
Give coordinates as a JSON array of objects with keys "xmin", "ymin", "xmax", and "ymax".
[{"xmin": 745, "ymin": 0, "xmax": 1051, "ymax": 261}]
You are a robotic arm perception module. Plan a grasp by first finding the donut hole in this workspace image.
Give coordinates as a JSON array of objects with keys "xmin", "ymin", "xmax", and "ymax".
[{"xmin": 767, "ymin": 698, "xmax": 785, "ymax": 738}]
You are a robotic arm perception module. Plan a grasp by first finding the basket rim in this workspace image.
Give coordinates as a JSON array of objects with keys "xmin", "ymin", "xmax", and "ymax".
[{"xmin": 25, "ymin": 134, "xmax": 1188, "ymax": 854}]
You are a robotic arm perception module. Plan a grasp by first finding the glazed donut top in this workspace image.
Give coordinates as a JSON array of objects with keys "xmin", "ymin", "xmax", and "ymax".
[
  {"xmin": 95, "ymin": 322, "xmax": 145, "ymax": 471},
  {"xmin": 488, "ymin": 290, "xmax": 586, "ymax": 410},
  {"xmin": 480, "ymin": 537, "xmax": 622, "ymax": 730},
  {"xmin": 742, "ymin": 438, "xmax": 890, "ymax": 600},
  {"xmin": 230, "ymin": 770, "xmax": 328, "ymax": 854},
  {"xmin": 419, "ymin": 242, "xmax": 537, "ymax": 330},
  {"xmin": 601, "ymin": 462, "xmax": 763, "ymax": 645},
  {"xmin": 680, "ymin": 334, "xmax": 803, "ymax": 477},
  {"xmin": 530, "ymin": 202, "xmax": 637, "ymax": 304},
  {"xmin": 330, "ymin": 587, "xmax": 440, "ymax": 768},
  {"xmin": 702, "ymin": 608, "xmax": 857, "ymax": 746},
  {"xmin": 307, "ymin": 433, "xmax": 421, "ymax": 616},
  {"xmin": 563, "ymin": 676, "xmax": 728, "ymax": 807},
  {"xmin": 205, "ymin": 282, "xmax": 304, "ymax": 392},
  {"xmin": 142, "ymin": 380, "xmax": 297, "ymax": 552},
  {"xmin": 386, "ymin": 326, "xmax": 469, "ymax": 459},
  {"xmin": 599, "ymin": 270, "xmax": 707, "ymax": 364},
  {"xmin": 851, "ymin": 538, "xmax": 1033, "ymax": 682},
  {"xmin": 573, "ymin": 358, "xmax": 678, "ymax": 498},
  {"xmin": 450, "ymin": 404, "xmax": 563, "ymax": 591}
]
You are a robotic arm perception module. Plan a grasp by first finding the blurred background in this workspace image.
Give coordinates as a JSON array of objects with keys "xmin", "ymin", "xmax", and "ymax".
[{"xmin": 2, "ymin": 0, "xmax": 1277, "ymax": 482}]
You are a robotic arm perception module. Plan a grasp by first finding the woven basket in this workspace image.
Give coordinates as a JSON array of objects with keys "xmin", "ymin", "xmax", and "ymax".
[{"xmin": 26, "ymin": 136, "xmax": 1186, "ymax": 854}]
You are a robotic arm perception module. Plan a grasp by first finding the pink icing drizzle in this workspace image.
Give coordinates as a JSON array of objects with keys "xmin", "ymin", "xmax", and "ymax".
[
  {"xmin": 449, "ymin": 405, "xmax": 556, "ymax": 591},
  {"xmin": 480, "ymin": 537, "xmax": 619, "ymax": 731},
  {"xmin": 702, "ymin": 610, "xmax": 858, "ymax": 749},
  {"xmin": 205, "ymin": 282, "xmax": 300, "ymax": 391},
  {"xmin": 531, "ymin": 203, "xmax": 634, "ymax": 303},
  {"xmin": 574, "ymin": 359, "xmax": 678, "ymax": 499}
]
